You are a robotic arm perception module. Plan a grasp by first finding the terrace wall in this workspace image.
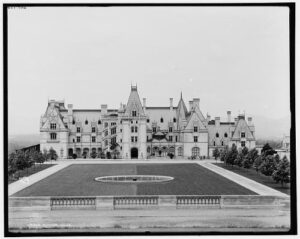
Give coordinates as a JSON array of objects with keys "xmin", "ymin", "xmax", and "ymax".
[{"xmin": 9, "ymin": 195, "xmax": 289, "ymax": 211}]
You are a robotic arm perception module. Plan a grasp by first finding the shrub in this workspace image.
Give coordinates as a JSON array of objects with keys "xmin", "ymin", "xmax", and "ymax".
[{"xmin": 272, "ymin": 156, "xmax": 290, "ymax": 187}]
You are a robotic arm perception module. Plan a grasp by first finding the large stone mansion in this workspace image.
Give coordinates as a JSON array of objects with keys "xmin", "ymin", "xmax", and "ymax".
[{"xmin": 40, "ymin": 86, "xmax": 256, "ymax": 159}]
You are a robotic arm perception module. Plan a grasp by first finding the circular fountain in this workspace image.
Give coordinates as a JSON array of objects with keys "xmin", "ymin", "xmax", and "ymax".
[{"xmin": 94, "ymin": 175, "xmax": 174, "ymax": 183}]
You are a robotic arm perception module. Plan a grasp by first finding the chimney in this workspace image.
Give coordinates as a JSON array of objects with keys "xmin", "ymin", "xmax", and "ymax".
[
  {"xmin": 234, "ymin": 117, "xmax": 238, "ymax": 125},
  {"xmin": 227, "ymin": 111, "xmax": 231, "ymax": 123},
  {"xmin": 143, "ymin": 98, "xmax": 146, "ymax": 109},
  {"xmin": 207, "ymin": 114, "xmax": 211, "ymax": 122},
  {"xmin": 193, "ymin": 98, "xmax": 200, "ymax": 109},
  {"xmin": 101, "ymin": 104, "xmax": 107, "ymax": 115},
  {"xmin": 170, "ymin": 98, "xmax": 173, "ymax": 110},
  {"xmin": 189, "ymin": 101, "xmax": 193, "ymax": 112},
  {"xmin": 215, "ymin": 117, "xmax": 220, "ymax": 127},
  {"xmin": 67, "ymin": 104, "xmax": 73, "ymax": 115},
  {"xmin": 248, "ymin": 117, "xmax": 253, "ymax": 126}
]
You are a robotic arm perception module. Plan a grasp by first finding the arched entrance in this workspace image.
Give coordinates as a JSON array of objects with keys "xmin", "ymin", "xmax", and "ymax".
[{"xmin": 131, "ymin": 147, "xmax": 138, "ymax": 159}]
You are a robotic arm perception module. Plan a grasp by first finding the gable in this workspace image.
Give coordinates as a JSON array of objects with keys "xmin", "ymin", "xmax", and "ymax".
[
  {"xmin": 232, "ymin": 119, "xmax": 255, "ymax": 140},
  {"xmin": 41, "ymin": 106, "xmax": 67, "ymax": 130},
  {"xmin": 125, "ymin": 87, "xmax": 144, "ymax": 116},
  {"xmin": 185, "ymin": 111, "xmax": 207, "ymax": 130}
]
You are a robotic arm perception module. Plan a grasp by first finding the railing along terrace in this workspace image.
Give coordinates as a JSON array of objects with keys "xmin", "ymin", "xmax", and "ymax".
[
  {"xmin": 51, "ymin": 197, "xmax": 96, "ymax": 209},
  {"xmin": 176, "ymin": 195, "xmax": 221, "ymax": 206},
  {"xmin": 114, "ymin": 196, "xmax": 159, "ymax": 207}
]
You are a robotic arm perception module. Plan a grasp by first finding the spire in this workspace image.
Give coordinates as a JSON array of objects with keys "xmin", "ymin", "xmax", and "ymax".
[{"xmin": 180, "ymin": 91, "xmax": 183, "ymax": 99}]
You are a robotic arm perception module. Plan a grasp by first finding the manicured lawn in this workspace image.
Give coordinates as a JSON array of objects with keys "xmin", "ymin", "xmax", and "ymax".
[
  {"xmin": 13, "ymin": 163, "xmax": 256, "ymax": 197},
  {"xmin": 214, "ymin": 163, "xmax": 290, "ymax": 195},
  {"xmin": 8, "ymin": 164, "xmax": 56, "ymax": 184}
]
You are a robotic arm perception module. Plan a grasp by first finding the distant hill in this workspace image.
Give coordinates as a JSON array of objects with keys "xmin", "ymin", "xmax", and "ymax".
[{"xmin": 8, "ymin": 134, "xmax": 40, "ymax": 154}]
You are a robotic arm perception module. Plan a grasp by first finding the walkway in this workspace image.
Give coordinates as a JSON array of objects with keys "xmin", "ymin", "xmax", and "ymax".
[
  {"xmin": 8, "ymin": 162, "xmax": 71, "ymax": 196},
  {"xmin": 200, "ymin": 162, "xmax": 289, "ymax": 198}
]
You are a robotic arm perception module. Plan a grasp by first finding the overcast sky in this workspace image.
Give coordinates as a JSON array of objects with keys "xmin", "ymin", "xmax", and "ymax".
[{"xmin": 8, "ymin": 6, "xmax": 290, "ymax": 135}]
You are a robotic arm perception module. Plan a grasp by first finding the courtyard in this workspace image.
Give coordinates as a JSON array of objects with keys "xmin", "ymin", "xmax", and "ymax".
[{"xmin": 12, "ymin": 163, "xmax": 256, "ymax": 197}]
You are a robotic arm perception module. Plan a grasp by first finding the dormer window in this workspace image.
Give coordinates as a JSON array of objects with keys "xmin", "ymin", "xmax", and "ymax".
[
  {"xmin": 147, "ymin": 119, "xmax": 150, "ymax": 123},
  {"xmin": 173, "ymin": 118, "xmax": 176, "ymax": 123},
  {"xmin": 169, "ymin": 127, "xmax": 173, "ymax": 133},
  {"xmin": 98, "ymin": 120, "xmax": 101, "ymax": 125},
  {"xmin": 153, "ymin": 127, "xmax": 156, "ymax": 133},
  {"xmin": 160, "ymin": 117, "xmax": 164, "ymax": 123},
  {"xmin": 224, "ymin": 133, "xmax": 228, "ymax": 138},
  {"xmin": 194, "ymin": 126, "xmax": 198, "ymax": 132},
  {"xmin": 241, "ymin": 132, "xmax": 246, "ymax": 138},
  {"xmin": 132, "ymin": 111, "xmax": 137, "ymax": 117},
  {"xmin": 92, "ymin": 127, "xmax": 96, "ymax": 133},
  {"xmin": 77, "ymin": 127, "xmax": 81, "ymax": 133},
  {"xmin": 50, "ymin": 123, "xmax": 56, "ymax": 130},
  {"xmin": 216, "ymin": 133, "xmax": 219, "ymax": 138},
  {"xmin": 72, "ymin": 120, "xmax": 75, "ymax": 125},
  {"xmin": 85, "ymin": 120, "xmax": 88, "ymax": 125}
]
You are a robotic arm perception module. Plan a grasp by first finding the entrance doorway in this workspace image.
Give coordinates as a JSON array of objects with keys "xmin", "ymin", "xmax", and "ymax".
[{"xmin": 131, "ymin": 147, "xmax": 138, "ymax": 159}]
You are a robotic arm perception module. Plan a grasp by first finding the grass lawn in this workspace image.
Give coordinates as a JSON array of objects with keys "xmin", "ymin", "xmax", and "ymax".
[
  {"xmin": 9, "ymin": 164, "xmax": 56, "ymax": 184},
  {"xmin": 12, "ymin": 163, "xmax": 256, "ymax": 197},
  {"xmin": 214, "ymin": 163, "xmax": 290, "ymax": 195}
]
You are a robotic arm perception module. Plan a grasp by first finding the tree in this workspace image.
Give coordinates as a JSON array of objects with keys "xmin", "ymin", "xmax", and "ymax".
[
  {"xmin": 234, "ymin": 150, "xmax": 244, "ymax": 167},
  {"xmin": 227, "ymin": 144, "xmax": 238, "ymax": 167},
  {"xmin": 106, "ymin": 151, "xmax": 111, "ymax": 159},
  {"xmin": 261, "ymin": 143, "xmax": 277, "ymax": 156},
  {"xmin": 48, "ymin": 148, "xmax": 58, "ymax": 160},
  {"xmin": 220, "ymin": 146, "xmax": 229, "ymax": 163},
  {"xmin": 212, "ymin": 148, "xmax": 220, "ymax": 161},
  {"xmin": 242, "ymin": 157, "xmax": 251, "ymax": 169},
  {"xmin": 8, "ymin": 152, "xmax": 17, "ymax": 178},
  {"xmin": 272, "ymin": 156, "xmax": 290, "ymax": 187},
  {"xmin": 246, "ymin": 148, "xmax": 258, "ymax": 165},
  {"xmin": 253, "ymin": 155, "xmax": 263, "ymax": 173},
  {"xmin": 259, "ymin": 155, "xmax": 277, "ymax": 176}
]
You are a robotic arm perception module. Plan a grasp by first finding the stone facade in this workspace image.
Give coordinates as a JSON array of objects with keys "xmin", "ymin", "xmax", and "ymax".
[{"xmin": 40, "ymin": 86, "xmax": 256, "ymax": 159}]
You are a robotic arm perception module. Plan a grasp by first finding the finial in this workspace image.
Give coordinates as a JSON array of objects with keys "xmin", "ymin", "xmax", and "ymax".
[{"xmin": 180, "ymin": 91, "xmax": 183, "ymax": 99}]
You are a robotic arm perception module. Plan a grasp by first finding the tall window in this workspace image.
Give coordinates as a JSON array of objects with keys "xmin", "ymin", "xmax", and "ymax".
[
  {"xmin": 241, "ymin": 132, "xmax": 246, "ymax": 138},
  {"xmin": 131, "ymin": 136, "xmax": 134, "ymax": 142},
  {"xmin": 194, "ymin": 136, "xmax": 198, "ymax": 142},
  {"xmin": 92, "ymin": 136, "xmax": 96, "ymax": 143},
  {"xmin": 192, "ymin": 147, "xmax": 200, "ymax": 157},
  {"xmin": 105, "ymin": 131, "xmax": 108, "ymax": 136},
  {"xmin": 135, "ymin": 136, "xmax": 138, "ymax": 142},
  {"xmin": 111, "ymin": 137, "xmax": 116, "ymax": 145},
  {"xmin": 153, "ymin": 127, "xmax": 156, "ymax": 133},
  {"xmin": 76, "ymin": 136, "xmax": 80, "ymax": 142},
  {"xmin": 213, "ymin": 141, "xmax": 216, "ymax": 146},
  {"xmin": 241, "ymin": 141, "xmax": 246, "ymax": 147},
  {"xmin": 135, "ymin": 126, "xmax": 138, "ymax": 132},
  {"xmin": 131, "ymin": 126, "xmax": 134, "ymax": 133},
  {"xmin": 77, "ymin": 127, "xmax": 80, "ymax": 133},
  {"xmin": 50, "ymin": 123, "xmax": 56, "ymax": 130},
  {"xmin": 132, "ymin": 111, "xmax": 137, "ymax": 117},
  {"xmin": 169, "ymin": 136, "xmax": 173, "ymax": 142},
  {"xmin": 169, "ymin": 127, "xmax": 173, "ymax": 133},
  {"xmin": 175, "ymin": 136, "xmax": 178, "ymax": 142},
  {"xmin": 221, "ymin": 141, "xmax": 224, "ymax": 146},
  {"xmin": 194, "ymin": 126, "xmax": 198, "ymax": 132},
  {"xmin": 92, "ymin": 127, "xmax": 96, "ymax": 133},
  {"xmin": 50, "ymin": 133, "xmax": 57, "ymax": 140},
  {"xmin": 178, "ymin": 147, "xmax": 183, "ymax": 156},
  {"xmin": 111, "ymin": 128, "xmax": 116, "ymax": 135}
]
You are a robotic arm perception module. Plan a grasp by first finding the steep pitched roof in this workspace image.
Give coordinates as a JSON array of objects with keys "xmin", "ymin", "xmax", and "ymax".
[
  {"xmin": 125, "ymin": 86, "xmax": 145, "ymax": 116},
  {"xmin": 232, "ymin": 118, "xmax": 255, "ymax": 140}
]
